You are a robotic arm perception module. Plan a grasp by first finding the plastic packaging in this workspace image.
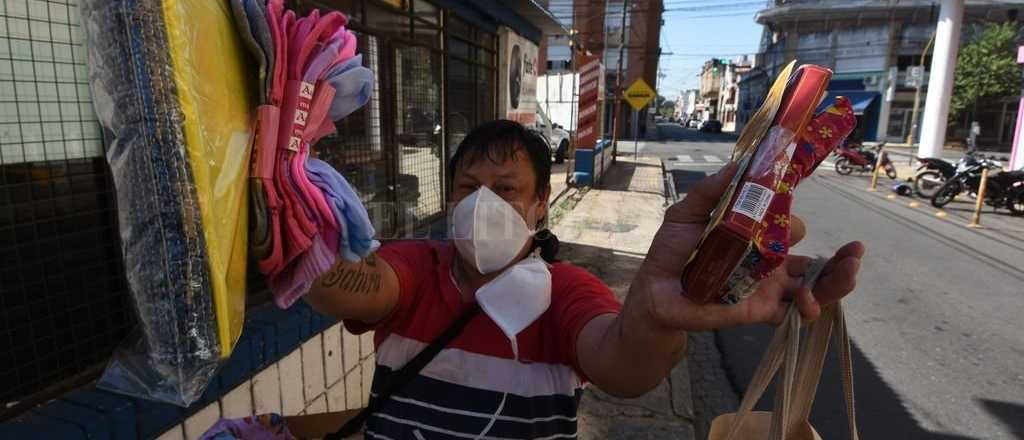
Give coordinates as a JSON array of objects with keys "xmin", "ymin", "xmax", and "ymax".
[
  {"xmin": 681, "ymin": 63, "xmax": 853, "ymax": 305},
  {"xmin": 81, "ymin": 0, "xmax": 254, "ymax": 406}
]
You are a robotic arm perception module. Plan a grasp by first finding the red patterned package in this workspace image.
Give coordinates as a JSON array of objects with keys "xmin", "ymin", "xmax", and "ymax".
[{"xmin": 681, "ymin": 63, "xmax": 856, "ymax": 304}]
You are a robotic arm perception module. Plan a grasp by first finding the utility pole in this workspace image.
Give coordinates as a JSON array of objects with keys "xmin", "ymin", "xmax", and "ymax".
[
  {"xmin": 610, "ymin": 1, "xmax": 629, "ymax": 155},
  {"xmin": 906, "ymin": 31, "xmax": 935, "ymax": 146}
]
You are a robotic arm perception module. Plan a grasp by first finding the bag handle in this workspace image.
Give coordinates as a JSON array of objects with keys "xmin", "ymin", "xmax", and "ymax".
[
  {"xmin": 324, "ymin": 304, "xmax": 482, "ymax": 439},
  {"xmin": 724, "ymin": 257, "xmax": 859, "ymax": 440},
  {"xmin": 768, "ymin": 303, "xmax": 801, "ymax": 440},
  {"xmin": 723, "ymin": 303, "xmax": 800, "ymax": 440},
  {"xmin": 835, "ymin": 301, "xmax": 859, "ymax": 440}
]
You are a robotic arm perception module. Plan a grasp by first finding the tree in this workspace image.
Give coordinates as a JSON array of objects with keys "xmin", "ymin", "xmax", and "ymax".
[
  {"xmin": 660, "ymin": 100, "xmax": 676, "ymax": 118},
  {"xmin": 950, "ymin": 22, "xmax": 1021, "ymax": 122}
]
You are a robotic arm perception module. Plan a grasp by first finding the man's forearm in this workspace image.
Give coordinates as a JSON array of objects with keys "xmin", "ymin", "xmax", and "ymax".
[
  {"xmin": 587, "ymin": 277, "xmax": 689, "ymax": 398},
  {"xmin": 305, "ymin": 253, "xmax": 400, "ymax": 324}
]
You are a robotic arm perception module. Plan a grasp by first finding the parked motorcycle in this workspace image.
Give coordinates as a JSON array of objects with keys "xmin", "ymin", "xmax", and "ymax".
[
  {"xmin": 930, "ymin": 156, "xmax": 1024, "ymax": 216},
  {"xmin": 834, "ymin": 141, "xmax": 897, "ymax": 179},
  {"xmin": 913, "ymin": 155, "xmax": 960, "ymax": 198}
]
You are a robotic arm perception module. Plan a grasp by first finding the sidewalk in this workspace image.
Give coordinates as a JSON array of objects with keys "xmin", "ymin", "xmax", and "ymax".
[{"xmin": 550, "ymin": 156, "xmax": 697, "ymax": 439}]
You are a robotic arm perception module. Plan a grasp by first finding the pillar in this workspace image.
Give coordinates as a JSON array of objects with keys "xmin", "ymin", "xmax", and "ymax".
[
  {"xmin": 877, "ymin": 67, "xmax": 897, "ymax": 141},
  {"xmin": 917, "ymin": 0, "xmax": 964, "ymax": 158},
  {"xmin": 1010, "ymin": 46, "xmax": 1024, "ymax": 171}
]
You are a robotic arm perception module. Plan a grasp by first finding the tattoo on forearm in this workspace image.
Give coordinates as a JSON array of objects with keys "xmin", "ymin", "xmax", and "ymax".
[{"xmin": 319, "ymin": 255, "xmax": 382, "ymax": 294}]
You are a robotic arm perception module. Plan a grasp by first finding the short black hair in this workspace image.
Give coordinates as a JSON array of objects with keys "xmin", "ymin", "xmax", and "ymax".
[{"xmin": 448, "ymin": 119, "xmax": 552, "ymax": 199}]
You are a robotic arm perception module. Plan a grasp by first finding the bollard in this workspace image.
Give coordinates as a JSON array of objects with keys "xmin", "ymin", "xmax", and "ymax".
[
  {"xmin": 868, "ymin": 147, "xmax": 885, "ymax": 191},
  {"xmin": 967, "ymin": 167, "xmax": 990, "ymax": 228}
]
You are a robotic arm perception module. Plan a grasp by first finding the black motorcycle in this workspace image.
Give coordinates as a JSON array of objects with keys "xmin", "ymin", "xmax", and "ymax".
[
  {"xmin": 911, "ymin": 152, "xmax": 991, "ymax": 198},
  {"xmin": 930, "ymin": 156, "xmax": 1024, "ymax": 216},
  {"xmin": 913, "ymin": 156, "xmax": 957, "ymax": 198}
]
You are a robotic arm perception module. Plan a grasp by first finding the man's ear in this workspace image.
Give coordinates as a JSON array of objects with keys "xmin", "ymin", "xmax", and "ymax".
[{"xmin": 536, "ymin": 184, "xmax": 552, "ymax": 228}]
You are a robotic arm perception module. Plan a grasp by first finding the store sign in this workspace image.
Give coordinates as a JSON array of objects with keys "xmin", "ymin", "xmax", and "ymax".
[
  {"xmin": 907, "ymin": 65, "xmax": 924, "ymax": 88},
  {"xmin": 575, "ymin": 53, "xmax": 602, "ymax": 149},
  {"xmin": 498, "ymin": 27, "xmax": 539, "ymax": 125}
]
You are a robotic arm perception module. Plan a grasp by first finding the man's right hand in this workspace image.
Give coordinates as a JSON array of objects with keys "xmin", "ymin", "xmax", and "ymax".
[{"xmin": 306, "ymin": 253, "xmax": 401, "ymax": 325}]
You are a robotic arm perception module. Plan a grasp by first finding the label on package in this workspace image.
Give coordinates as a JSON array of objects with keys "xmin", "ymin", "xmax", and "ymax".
[{"xmin": 732, "ymin": 182, "xmax": 774, "ymax": 223}]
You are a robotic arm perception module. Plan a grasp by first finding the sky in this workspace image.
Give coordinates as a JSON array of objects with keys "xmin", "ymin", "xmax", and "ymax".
[{"xmin": 656, "ymin": 4, "xmax": 767, "ymax": 100}]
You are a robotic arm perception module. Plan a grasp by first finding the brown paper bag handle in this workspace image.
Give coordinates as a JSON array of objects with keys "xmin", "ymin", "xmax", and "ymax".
[
  {"xmin": 723, "ymin": 304, "xmax": 800, "ymax": 440},
  {"xmin": 723, "ymin": 258, "xmax": 858, "ymax": 440}
]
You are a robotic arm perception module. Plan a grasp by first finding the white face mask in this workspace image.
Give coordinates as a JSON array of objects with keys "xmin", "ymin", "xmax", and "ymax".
[
  {"xmin": 451, "ymin": 186, "xmax": 536, "ymax": 274},
  {"xmin": 474, "ymin": 253, "xmax": 551, "ymax": 358}
]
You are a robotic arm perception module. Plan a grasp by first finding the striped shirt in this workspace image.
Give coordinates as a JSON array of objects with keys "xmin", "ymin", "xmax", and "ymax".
[{"xmin": 344, "ymin": 240, "xmax": 622, "ymax": 439}]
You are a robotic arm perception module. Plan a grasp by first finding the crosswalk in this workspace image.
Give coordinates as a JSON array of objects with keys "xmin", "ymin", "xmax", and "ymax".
[{"xmin": 671, "ymin": 154, "xmax": 725, "ymax": 164}]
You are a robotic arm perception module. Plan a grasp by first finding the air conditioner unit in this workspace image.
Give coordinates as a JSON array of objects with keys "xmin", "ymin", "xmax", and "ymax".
[{"xmin": 863, "ymin": 76, "xmax": 879, "ymax": 87}]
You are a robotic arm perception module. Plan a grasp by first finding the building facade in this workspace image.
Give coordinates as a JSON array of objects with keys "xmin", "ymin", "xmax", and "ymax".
[
  {"xmin": 718, "ymin": 56, "xmax": 754, "ymax": 132},
  {"xmin": 699, "ymin": 58, "xmax": 725, "ymax": 122},
  {"xmin": 674, "ymin": 89, "xmax": 699, "ymax": 121},
  {"xmin": 696, "ymin": 56, "xmax": 753, "ymax": 131},
  {"xmin": 557, "ymin": 0, "xmax": 664, "ymax": 140},
  {"xmin": 749, "ymin": 0, "xmax": 1020, "ymax": 149}
]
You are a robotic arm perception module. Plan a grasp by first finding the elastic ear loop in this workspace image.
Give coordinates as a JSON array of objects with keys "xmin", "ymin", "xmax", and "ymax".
[{"xmin": 473, "ymin": 314, "xmax": 519, "ymax": 439}]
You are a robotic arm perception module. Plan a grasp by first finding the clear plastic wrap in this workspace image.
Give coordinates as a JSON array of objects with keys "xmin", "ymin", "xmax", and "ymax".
[{"xmin": 81, "ymin": 0, "xmax": 255, "ymax": 406}]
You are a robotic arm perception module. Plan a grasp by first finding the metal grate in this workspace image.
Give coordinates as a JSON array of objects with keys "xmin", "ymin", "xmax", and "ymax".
[
  {"xmin": 394, "ymin": 44, "xmax": 443, "ymax": 228},
  {"xmin": 0, "ymin": 0, "xmax": 133, "ymax": 412},
  {"xmin": 445, "ymin": 25, "xmax": 496, "ymax": 155},
  {"xmin": 314, "ymin": 33, "xmax": 400, "ymax": 238}
]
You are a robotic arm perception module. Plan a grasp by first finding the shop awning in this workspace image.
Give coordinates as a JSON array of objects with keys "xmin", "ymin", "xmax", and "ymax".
[
  {"xmin": 817, "ymin": 90, "xmax": 879, "ymax": 115},
  {"xmin": 503, "ymin": 0, "xmax": 570, "ymax": 36}
]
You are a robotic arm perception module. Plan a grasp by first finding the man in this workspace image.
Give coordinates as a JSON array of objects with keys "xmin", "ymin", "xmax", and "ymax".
[{"xmin": 307, "ymin": 120, "xmax": 863, "ymax": 438}]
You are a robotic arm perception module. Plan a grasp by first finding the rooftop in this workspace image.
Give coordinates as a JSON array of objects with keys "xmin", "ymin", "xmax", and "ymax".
[{"xmin": 756, "ymin": 0, "xmax": 1022, "ymax": 25}]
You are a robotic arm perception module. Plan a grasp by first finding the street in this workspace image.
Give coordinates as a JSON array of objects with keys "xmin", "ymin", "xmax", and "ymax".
[{"xmin": 652, "ymin": 123, "xmax": 1024, "ymax": 440}]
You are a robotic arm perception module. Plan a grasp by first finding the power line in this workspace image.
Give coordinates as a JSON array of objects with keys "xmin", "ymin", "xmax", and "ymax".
[{"xmin": 663, "ymin": 1, "xmax": 764, "ymax": 12}]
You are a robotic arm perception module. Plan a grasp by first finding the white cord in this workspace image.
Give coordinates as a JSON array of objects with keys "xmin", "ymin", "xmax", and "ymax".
[{"xmin": 474, "ymin": 340, "xmax": 519, "ymax": 439}]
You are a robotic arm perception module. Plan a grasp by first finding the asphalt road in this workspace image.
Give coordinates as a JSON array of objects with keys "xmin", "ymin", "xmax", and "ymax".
[{"xmin": 655, "ymin": 123, "xmax": 1024, "ymax": 440}]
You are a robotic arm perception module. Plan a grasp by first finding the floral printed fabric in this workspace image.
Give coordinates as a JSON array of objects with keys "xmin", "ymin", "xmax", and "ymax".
[
  {"xmin": 751, "ymin": 96, "xmax": 857, "ymax": 279},
  {"xmin": 200, "ymin": 414, "xmax": 297, "ymax": 440}
]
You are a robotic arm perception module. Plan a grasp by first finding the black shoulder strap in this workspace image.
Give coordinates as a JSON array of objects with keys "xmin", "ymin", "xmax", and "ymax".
[{"xmin": 325, "ymin": 304, "xmax": 482, "ymax": 439}]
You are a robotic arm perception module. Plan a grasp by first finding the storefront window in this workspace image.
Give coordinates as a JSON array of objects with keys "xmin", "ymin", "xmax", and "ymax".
[
  {"xmin": 445, "ymin": 15, "xmax": 496, "ymax": 160},
  {"xmin": 412, "ymin": 21, "xmax": 441, "ymax": 49},
  {"xmin": 365, "ymin": 2, "xmax": 411, "ymax": 39},
  {"xmin": 395, "ymin": 45, "xmax": 443, "ymax": 227},
  {"xmin": 0, "ymin": 0, "xmax": 132, "ymax": 411}
]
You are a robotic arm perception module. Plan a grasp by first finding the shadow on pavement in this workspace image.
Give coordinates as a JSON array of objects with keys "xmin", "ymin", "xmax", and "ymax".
[
  {"xmin": 978, "ymin": 399, "xmax": 1024, "ymax": 440},
  {"xmin": 558, "ymin": 239, "xmax": 645, "ymax": 298},
  {"xmin": 668, "ymin": 169, "xmax": 714, "ymax": 198},
  {"xmin": 716, "ymin": 324, "xmax": 979, "ymax": 440}
]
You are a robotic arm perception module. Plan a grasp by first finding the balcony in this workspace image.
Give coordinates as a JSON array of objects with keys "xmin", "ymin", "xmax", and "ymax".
[{"xmin": 895, "ymin": 70, "xmax": 930, "ymax": 89}]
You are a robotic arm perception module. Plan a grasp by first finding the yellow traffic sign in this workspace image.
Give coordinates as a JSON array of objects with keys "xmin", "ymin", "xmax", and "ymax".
[{"xmin": 623, "ymin": 78, "xmax": 655, "ymax": 111}]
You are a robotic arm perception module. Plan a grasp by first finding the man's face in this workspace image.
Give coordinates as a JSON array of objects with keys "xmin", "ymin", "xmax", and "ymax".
[{"xmin": 450, "ymin": 148, "xmax": 550, "ymax": 239}]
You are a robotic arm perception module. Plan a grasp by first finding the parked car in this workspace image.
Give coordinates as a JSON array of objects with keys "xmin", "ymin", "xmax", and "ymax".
[
  {"xmin": 699, "ymin": 119, "xmax": 723, "ymax": 133},
  {"xmin": 533, "ymin": 106, "xmax": 572, "ymax": 164},
  {"xmin": 687, "ymin": 119, "xmax": 700, "ymax": 129}
]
